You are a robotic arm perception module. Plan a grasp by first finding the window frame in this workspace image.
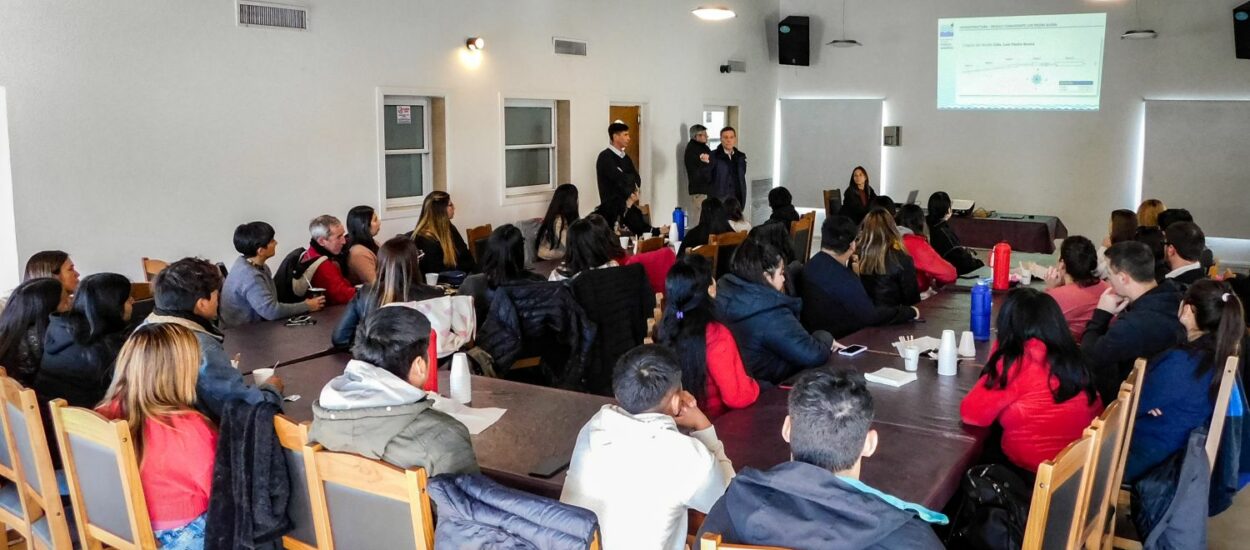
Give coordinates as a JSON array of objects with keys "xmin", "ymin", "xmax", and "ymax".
[
  {"xmin": 378, "ymin": 94, "xmax": 432, "ymax": 211},
  {"xmin": 502, "ymin": 98, "xmax": 558, "ymax": 197},
  {"xmin": 702, "ymin": 105, "xmax": 730, "ymax": 151}
]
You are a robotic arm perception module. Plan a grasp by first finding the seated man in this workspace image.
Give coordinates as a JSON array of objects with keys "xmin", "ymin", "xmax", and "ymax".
[
  {"xmin": 1162, "ymin": 221, "xmax": 1206, "ymax": 290},
  {"xmin": 699, "ymin": 367, "xmax": 945, "ymax": 549},
  {"xmin": 561, "ymin": 344, "xmax": 734, "ymax": 550},
  {"xmin": 1083, "ymin": 241, "xmax": 1184, "ymax": 401},
  {"xmin": 310, "ymin": 306, "xmax": 478, "ymax": 476},
  {"xmin": 300, "ymin": 214, "xmax": 357, "ymax": 305},
  {"xmin": 801, "ymin": 215, "xmax": 917, "ymax": 338},
  {"xmin": 143, "ymin": 257, "xmax": 282, "ymax": 420}
]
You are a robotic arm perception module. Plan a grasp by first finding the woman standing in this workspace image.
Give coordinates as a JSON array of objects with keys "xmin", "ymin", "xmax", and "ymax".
[
  {"xmin": 412, "ymin": 191, "xmax": 477, "ymax": 275},
  {"xmin": 536, "ymin": 184, "xmax": 580, "ymax": 261},
  {"xmin": 345, "ymin": 205, "xmax": 382, "ymax": 285},
  {"xmin": 926, "ymin": 191, "xmax": 984, "ymax": 275},
  {"xmin": 0, "ymin": 278, "xmax": 69, "ymax": 385},
  {"xmin": 37, "ymin": 273, "xmax": 136, "ymax": 407},
  {"xmin": 856, "ymin": 210, "xmax": 921, "ymax": 308},
  {"xmin": 838, "ymin": 166, "xmax": 877, "ymax": 225}
]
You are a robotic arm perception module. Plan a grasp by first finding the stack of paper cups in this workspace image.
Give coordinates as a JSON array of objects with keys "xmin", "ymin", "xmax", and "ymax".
[
  {"xmin": 449, "ymin": 352, "xmax": 472, "ymax": 404},
  {"xmin": 938, "ymin": 330, "xmax": 959, "ymax": 376}
]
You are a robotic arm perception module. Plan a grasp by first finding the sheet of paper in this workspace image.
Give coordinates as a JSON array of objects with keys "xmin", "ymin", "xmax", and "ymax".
[{"xmin": 429, "ymin": 394, "xmax": 506, "ymax": 435}]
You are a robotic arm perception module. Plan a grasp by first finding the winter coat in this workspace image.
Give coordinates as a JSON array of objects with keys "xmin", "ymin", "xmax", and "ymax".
[
  {"xmin": 413, "ymin": 224, "xmax": 477, "ymax": 275},
  {"xmin": 299, "ymin": 245, "xmax": 357, "ymax": 306},
  {"xmin": 715, "ymin": 274, "xmax": 831, "ymax": 384},
  {"xmin": 204, "ymin": 399, "xmax": 291, "ymax": 550},
  {"xmin": 36, "ymin": 314, "xmax": 129, "ymax": 408},
  {"xmin": 1125, "ymin": 341, "xmax": 1217, "ymax": 483},
  {"xmin": 800, "ymin": 252, "xmax": 916, "ymax": 339},
  {"xmin": 858, "ymin": 250, "xmax": 922, "ymax": 308},
  {"xmin": 458, "ymin": 271, "xmax": 546, "ymax": 331},
  {"xmin": 928, "ymin": 220, "xmax": 985, "ymax": 275},
  {"xmin": 901, "ymin": 231, "xmax": 957, "ymax": 292},
  {"xmin": 707, "ymin": 146, "xmax": 746, "ymax": 204},
  {"xmin": 684, "ymin": 139, "xmax": 713, "ymax": 196},
  {"xmin": 838, "ymin": 184, "xmax": 877, "ymax": 225},
  {"xmin": 477, "ymin": 282, "xmax": 596, "ymax": 388},
  {"xmin": 568, "ymin": 264, "xmax": 655, "ymax": 395},
  {"xmin": 0, "ymin": 325, "xmax": 45, "ymax": 387},
  {"xmin": 1082, "ymin": 284, "xmax": 1184, "ymax": 402},
  {"xmin": 429, "ymin": 474, "xmax": 600, "ymax": 550}
]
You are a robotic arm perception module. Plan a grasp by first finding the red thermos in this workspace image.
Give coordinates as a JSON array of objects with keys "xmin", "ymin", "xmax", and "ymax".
[
  {"xmin": 424, "ymin": 329, "xmax": 439, "ymax": 393},
  {"xmin": 991, "ymin": 241, "xmax": 1012, "ymax": 291}
]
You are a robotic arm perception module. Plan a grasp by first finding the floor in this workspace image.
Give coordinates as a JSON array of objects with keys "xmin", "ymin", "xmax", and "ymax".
[{"xmin": 1209, "ymin": 488, "xmax": 1250, "ymax": 549}]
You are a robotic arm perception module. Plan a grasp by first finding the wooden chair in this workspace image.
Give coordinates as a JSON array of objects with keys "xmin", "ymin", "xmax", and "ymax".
[
  {"xmin": 690, "ymin": 244, "xmax": 718, "ymax": 276},
  {"xmin": 0, "ymin": 376, "xmax": 74, "ymax": 549},
  {"xmin": 140, "ymin": 257, "xmax": 168, "ymax": 283},
  {"xmin": 823, "ymin": 189, "xmax": 841, "ymax": 218},
  {"xmin": 275, "ymin": 415, "xmax": 322, "ymax": 550},
  {"xmin": 699, "ymin": 532, "xmax": 792, "ymax": 550},
  {"xmin": 304, "ymin": 444, "xmax": 435, "ymax": 550},
  {"xmin": 789, "ymin": 211, "xmax": 815, "ymax": 263},
  {"xmin": 709, "ymin": 231, "xmax": 748, "ymax": 279},
  {"xmin": 1022, "ymin": 434, "xmax": 1096, "ymax": 550},
  {"xmin": 48, "ymin": 399, "xmax": 158, "ymax": 549},
  {"xmin": 636, "ymin": 236, "xmax": 665, "ymax": 254},
  {"xmin": 1076, "ymin": 395, "xmax": 1129, "ymax": 550},
  {"xmin": 1103, "ymin": 359, "xmax": 1146, "ymax": 548},
  {"xmin": 467, "ymin": 224, "xmax": 493, "ymax": 263},
  {"xmin": 128, "ymin": 282, "xmax": 152, "ymax": 301}
]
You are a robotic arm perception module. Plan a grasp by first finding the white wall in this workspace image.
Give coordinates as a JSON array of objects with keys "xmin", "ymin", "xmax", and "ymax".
[
  {"xmin": 0, "ymin": 0, "xmax": 779, "ymax": 279},
  {"xmin": 0, "ymin": 87, "xmax": 17, "ymax": 290},
  {"xmin": 778, "ymin": 0, "xmax": 1250, "ymax": 263}
]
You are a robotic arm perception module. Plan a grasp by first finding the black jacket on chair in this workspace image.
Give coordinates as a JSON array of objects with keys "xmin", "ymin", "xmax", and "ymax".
[
  {"xmin": 478, "ymin": 282, "xmax": 596, "ymax": 389},
  {"xmin": 858, "ymin": 251, "xmax": 922, "ymax": 308},
  {"xmin": 838, "ymin": 185, "xmax": 877, "ymax": 225},
  {"xmin": 36, "ymin": 314, "xmax": 128, "ymax": 408},
  {"xmin": 569, "ymin": 264, "xmax": 655, "ymax": 396},
  {"xmin": 205, "ymin": 399, "xmax": 292, "ymax": 550},
  {"xmin": 928, "ymin": 219, "xmax": 985, "ymax": 275}
]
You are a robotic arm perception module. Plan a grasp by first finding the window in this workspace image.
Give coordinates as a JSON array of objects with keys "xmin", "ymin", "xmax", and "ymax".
[
  {"xmin": 703, "ymin": 107, "xmax": 728, "ymax": 149},
  {"xmin": 503, "ymin": 99, "xmax": 557, "ymax": 195},
  {"xmin": 381, "ymin": 95, "xmax": 431, "ymax": 209}
]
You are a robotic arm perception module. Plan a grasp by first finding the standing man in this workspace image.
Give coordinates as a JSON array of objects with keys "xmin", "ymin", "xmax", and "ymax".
[
  {"xmin": 596, "ymin": 122, "xmax": 641, "ymax": 227},
  {"xmin": 684, "ymin": 124, "xmax": 712, "ymax": 223},
  {"xmin": 708, "ymin": 126, "xmax": 746, "ymax": 205}
]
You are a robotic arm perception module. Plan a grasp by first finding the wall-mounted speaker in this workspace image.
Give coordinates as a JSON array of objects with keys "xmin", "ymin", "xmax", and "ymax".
[
  {"xmin": 1236, "ymin": 2, "xmax": 1250, "ymax": 59},
  {"xmin": 779, "ymin": 16, "xmax": 810, "ymax": 66}
]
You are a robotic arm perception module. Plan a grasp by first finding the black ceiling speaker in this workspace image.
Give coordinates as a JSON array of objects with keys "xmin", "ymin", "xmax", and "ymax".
[
  {"xmin": 779, "ymin": 16, "xmax": 810, "ymax": 66},
  {"xmin": 1236, "ymin": 2, "xmax": 1250, "ymax": 59}
]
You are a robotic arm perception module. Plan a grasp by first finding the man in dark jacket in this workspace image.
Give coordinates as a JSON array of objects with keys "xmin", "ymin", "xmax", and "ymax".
[
  {"xmin": 801, "ymin": 216, "xmax": 918, "ymax": 338},
  {"xmin": 595, "ymin": 122, "xmax": 640, "ymax": 226},
  {"xmin": 1083, "ymin": 241, "xmax": 1184, "ymax": 402},
  {"xmin": 1162, "ymin": 221, "xmax": 1206, "ymax": 291},
  {"xmin": 707, "ymin": 127, "xmax": 746, "ymax": 205},
  {"xmin": 684, "ymin": 124, "xmax": 712, "ymax": 222},
  {"xmin": 698, "ymin": 368, "xmax": 946, "ymax": 549}
]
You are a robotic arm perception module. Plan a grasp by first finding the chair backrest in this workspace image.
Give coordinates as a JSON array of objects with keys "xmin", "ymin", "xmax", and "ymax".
[
  {"xmin": 140, "ymin": 257, "xmax": 168, "ymax": 283},
  {"xmin": 699, "ymin": 532, "xmax": 793, "ymax": 550},
  {"xmin": 690, "ymin": 244, "xmax": 718, "ymax": 276},
  {"xmin": 1077, "ymin": 396, "xmax": 1129, "ymax": 549},
  {"xmin": 0, "ymin": 376, "xmax": 73, "ymax": 549},
  {"xmin": 570, "ymin": 264, "xmax": 652, "ymax": 395},
  {"xmin": 1205, "ymin": 355, "xmax": 1240, "ymax": 470},
  {"xmin": 710, "ymin": 231, "xmax": 748, "ymax": 279},
  {"xmin": 639, "ymin": 204, "xmax": 651, "ymax": 225},
  {"xmin": 823, "ymin": 189, "xmax": 841, "ymax": 218},
  {"xmin": 636, "ymin": 236, "xmax": 665, "ymax": 254},
  {"xmin": 1022, "ymin": 434, "xmax": 1096, "ymax": 550},
  {"xmin": 275, "ymin": 415, "xmax": 321, "ymax": 550},
  {"xmin": 790, "ymin": 212, "xmax": 815, "ymax": 263},
  {"xmin": 129, "ymin": 282, "xmax": 152, "ymax": 301},
  {"xmin": 304, "ymin": 445, "xmax": 434, "ymax": 550},
  {"xmin": 48, "ymin": 399, "xmax": 157, "ymax": 550},
  {"xmin": 467, "ymin": 224, "xmax": 493, "ymax": 262}
]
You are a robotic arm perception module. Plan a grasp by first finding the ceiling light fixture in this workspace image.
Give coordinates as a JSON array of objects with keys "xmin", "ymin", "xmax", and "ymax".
[
  {"xmin": 692, "ymin": 7, "xmax": 736, "ymax": 21},
  {"xmin": 826, "ymin": 0, "xmax": 862, "ymax": 47},
  {"xmin": 1121, "ymin": 0, "xmax": 1157, "ymax": 39},
  {"xmin": 466, "ymin": 37, "xmax": 486, "ymax": 51}
]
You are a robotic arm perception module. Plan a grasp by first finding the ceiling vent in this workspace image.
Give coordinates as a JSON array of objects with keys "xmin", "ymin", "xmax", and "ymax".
[
  {"xmin": 553, "ymin": 38, "xmax": 588, "ymax": 56},
  {"xmin": 238, "ymin": 1, "xmax": 308, "ymax": 30}
]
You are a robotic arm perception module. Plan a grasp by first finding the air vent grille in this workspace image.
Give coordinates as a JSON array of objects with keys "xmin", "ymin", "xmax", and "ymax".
[
  {"xmin": 239, "ymin": 2, "xmax": 308, "ymax": 30},
  {"xmin": 553, "ymin": 38, "xmax": 588, "ymax": 56}
]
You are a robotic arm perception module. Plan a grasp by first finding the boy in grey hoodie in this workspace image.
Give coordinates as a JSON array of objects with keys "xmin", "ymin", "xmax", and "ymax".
[{"xmin": 309, "ymin": 306, "xmax": 478, "ymax": 476}]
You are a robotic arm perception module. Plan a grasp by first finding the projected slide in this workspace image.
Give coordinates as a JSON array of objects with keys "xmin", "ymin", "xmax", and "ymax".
[{"xmin": 937, "ymin": 13, "xmax": 1106, "ymax": 111}]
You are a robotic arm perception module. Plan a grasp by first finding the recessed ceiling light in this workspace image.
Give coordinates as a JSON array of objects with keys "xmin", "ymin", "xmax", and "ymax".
[{"xmin": 692, "ymin": 7, "xmax": 736, "ymax": 21}]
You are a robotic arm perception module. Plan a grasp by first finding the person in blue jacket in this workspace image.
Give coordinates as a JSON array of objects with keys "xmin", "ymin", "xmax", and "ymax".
[
  {"xmin": 801, "ymin": 215, "xmax": 918, "ymax": 338},
  {"xmin": 715, "ymin": 239, "xmax": 833, "ymax": 384},
  {"xmin": 1125, "ymin": 279, "xmax": 1245, "ymax": 482}
]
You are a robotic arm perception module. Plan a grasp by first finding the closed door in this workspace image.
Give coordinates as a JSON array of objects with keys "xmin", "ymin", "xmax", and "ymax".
[{"xmin": 609, "ymin": 105, "xmax": 641, "ymax": 166}]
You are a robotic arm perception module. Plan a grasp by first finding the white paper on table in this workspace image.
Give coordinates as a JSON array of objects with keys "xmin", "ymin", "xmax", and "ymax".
[
  {"xmin": 892, "ymin": 336, "xmax": 942, "ymax": 355},
  {"xmin": 864, "ymin": 368, "xmax": 918, "ymax": 387},
  {"xmin": 428, "ymin": 394, "xmax": 506, "ymax": 435}
]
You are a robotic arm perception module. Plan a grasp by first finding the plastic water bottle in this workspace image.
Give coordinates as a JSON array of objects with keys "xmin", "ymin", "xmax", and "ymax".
[
  {"xmin": 971, "ymin": 279, "xmax": 992, "ymax": 342},
  {"xmin": 673, "ymin": 207, "xmax": 687, "ymax": 241}
]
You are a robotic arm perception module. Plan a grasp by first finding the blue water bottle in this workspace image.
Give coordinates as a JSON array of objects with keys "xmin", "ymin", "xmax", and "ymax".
[
  {"xmin": 971, "ymin": 278, "xmax": 992, "ymax": 341},
  {"xmin": 672, "ymin": 207, "xmax": 687, "ymax": 241}
]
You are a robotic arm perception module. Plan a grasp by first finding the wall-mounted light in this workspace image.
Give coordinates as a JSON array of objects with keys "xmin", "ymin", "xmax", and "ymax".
[
  {"xmin": 466, "ymin": 37, "xmax": 486, "ymax": 51},
  {"xmin": 692, "ymin": 7, "xmax": 736, "ymax": 21}
]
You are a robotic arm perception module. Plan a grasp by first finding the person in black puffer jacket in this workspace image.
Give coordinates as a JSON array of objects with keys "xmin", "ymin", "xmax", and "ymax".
[
  {"xmin": 37, "ymin": 273, "xmax": 135, "ymax": 407},
  {"xmin": 926, "ymin": 191, "xmax": 985, "ymax": 275},
  {"xmin": 715, "ymin": 240, "xmax": 832, "ymax": 384},
  {"xmin": 0, "ymin": 278, "xmax": 68, "ymax": 386},
  {"xmin": 856, "ymin": 210, "xmax": 921, "ymax": 308}
]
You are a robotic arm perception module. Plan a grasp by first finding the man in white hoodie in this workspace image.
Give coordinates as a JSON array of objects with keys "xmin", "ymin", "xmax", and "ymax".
[{"xmin": 560, "ymin": 344, "xmax": 734, "ymax": 549}]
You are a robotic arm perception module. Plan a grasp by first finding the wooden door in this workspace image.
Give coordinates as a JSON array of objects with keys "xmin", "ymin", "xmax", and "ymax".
[{"xmin": 609, "ymin": 105, "xmax": 641, "ymax": 167}]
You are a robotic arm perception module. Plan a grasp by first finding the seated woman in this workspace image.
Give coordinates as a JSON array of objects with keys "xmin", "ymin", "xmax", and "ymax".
[
  {"xmin": 0, "ymin": 278, "xmax": 69, "ymax": 386},
  {"xmin": 724, "ymin": 197, "xmax": 751, "ymax": 233},
  {"xmin": 715, "ymin": 239, "xmax": 833, "ymax": 384},
  {"xmin": 838, "ymin": 166, "xmax": 877, "ymax": 225},
  {"xmin": 896, "ymin": 204, "xmax": 956, "ymax": 294},
  {"xmin": 586, "ymin": 213, "xmax": 627, "ymax": 262},
  {"xmin": 1043, "ymin": 236, "xmax": 1109, "ymax": 339},
  {"xmin": 98, "ymin": 323, "xmax": 217, "ymax": 548},
  {"xmin": 1133, "ymin": 226, "xmax": 1169, "ymax": 282},
  {"xmin": 333, "ymin": 236, "xmax": 443, "ymax": 348},
  {"xmin": 1136, "ymin": 198, "xmax": 1165, "ymax": 230},
  {"xmin": 960, "ymin": 288, "xmax": 1103, "ymax": 474},
  {"xmin": 594, "ymin": 187, "xmax": 665, "ymax": 238},
  {"xmin": 925, "ymin": 192, "xmax": 984, "ymax": 275},
  {"xmin": 536, "ymin": 183, "xmax": 580, "ymax": 261},
  {"xmin": 856, "ymin": 210, "xmax": 921, "ymax": 308},
  {"xmin": 23, "ymin": 250, "xmax": 81, "ymax": 294},
  {"xmin": 411, "ymin": 191, "xmax": 477, "ymax": 275},
  {"xmin": 549, "ymin": 219, "xmax": 619, "ymax": 282},
  {"xmin": 678, "ymin": 197, "xmax": 732, "ymax": 256},
  {"xmin": 766, "ymin": 187, "xmax": 799, "ymax": 227},
  {"xmin": 1124, "ymin": 280, "xmax": 1243, "ymax": 483},
  {"xmin": 37, "ymin": 273, "xmax": 135, "ymax": 407},
  {"xmin": 1098, "ymin": 209, "xmax": 1139, "ymax": 279},
  {"xmin": 220, "ymin": 221, "xmax": 324, "ymax": 328},
  {"xmin": 657, "ymin": 255, "xmax": 758, "ymax": 418},
  {"xmin": 747, "ymin": 222, "xmax": 801, "ymax": 295},
  {"xmin": 345, "ymin": 205, "xmax": 382, "ymax": 285},
  {"xmin": 459, "ymin": 225, "xmax": 546, "ymax": 328}
]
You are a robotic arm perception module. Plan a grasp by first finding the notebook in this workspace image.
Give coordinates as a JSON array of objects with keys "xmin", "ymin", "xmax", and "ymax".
[{"xmin": 865, "ymin": 368, "xmax": 918, "ymax": 388}]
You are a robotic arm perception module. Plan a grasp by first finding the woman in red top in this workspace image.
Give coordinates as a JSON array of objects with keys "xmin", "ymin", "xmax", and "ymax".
[
  {"xmin": 897, "ymin": 205, "xmax": 957, "ymax": 293},
  {"xmin": 1043, "ymin": 236, "xmax": 1110, "ymax": 339},
  {"xmin": 960, "ymin": 288, "xmax": 1103, "ymax": 473},
  {"xmin": 657, "ymin": 255, "xmax": 759, "ymax": 418},
  {"xmin": 98, "ymin": 323, "xmax": 217, "ymax": 549}
]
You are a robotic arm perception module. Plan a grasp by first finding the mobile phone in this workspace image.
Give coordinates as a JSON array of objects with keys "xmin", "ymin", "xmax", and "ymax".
[
  {"xmin": 837, "ymin": 344, "xmax": 868, "ymax": 357},
  {"xmin": 528, "ymin": 456, "xmax": 571, "ymax": 479}
]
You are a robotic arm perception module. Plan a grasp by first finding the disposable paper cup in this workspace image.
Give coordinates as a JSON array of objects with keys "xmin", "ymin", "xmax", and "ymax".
[
  {"xmin": 902, "ymin": 346, "xmax": 921, "ymax": 372},
  {"xmin": 253, "ymin": 368, "xmax": 276, "ymax": 386},
  {"xmin": 425, "ymin": 273, "xmax": 439, "ymax": 286},
  {"xmin": 619, "ymin": 236, "xmax": 631, "ymax": 249}
]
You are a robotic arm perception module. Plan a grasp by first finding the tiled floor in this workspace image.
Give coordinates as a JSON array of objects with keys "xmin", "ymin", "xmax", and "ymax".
[{"xmin": 1210, "ymin": 488, "xmax": 1250, "ymax": 549}]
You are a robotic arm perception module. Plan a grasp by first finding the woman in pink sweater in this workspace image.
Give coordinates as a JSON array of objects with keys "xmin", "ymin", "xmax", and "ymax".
[
  {"xmin": 1043, "ymin": 236, "xmax": 1110, "ymax": 339},
  {"xmin": 98, "ymin": 323, "xmax": 217, "ymax": 549}
]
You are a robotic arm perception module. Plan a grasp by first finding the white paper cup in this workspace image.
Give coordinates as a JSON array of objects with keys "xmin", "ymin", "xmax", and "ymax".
[
  {"xmin": 253, "ymin": 367, "xmax": 276, "ymax": 386},
  {"xmin": 902, "ymin": 346, "xmax": 921, "ymax": 372},
  {"xmin": 425, "ymin": 273, "xmax": 439, "ymax": 286},
  {"xmin": 619, "ymin": 236, "xmax": 631, "ymax": 249}
]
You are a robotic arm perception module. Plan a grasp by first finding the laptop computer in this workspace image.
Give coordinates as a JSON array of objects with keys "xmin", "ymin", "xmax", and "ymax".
[{"xmin": 905, "ymin": 190, "xmax": 919, "ymax": 205}]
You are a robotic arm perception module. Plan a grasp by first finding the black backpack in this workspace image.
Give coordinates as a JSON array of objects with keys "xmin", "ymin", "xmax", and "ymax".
[
  {"xmin": 273, "ymin": 247, "xmax": 327, "ymax": 304},
  {"xmin": 947, "ymin": 464, "xmax": 1031, "ymax": 550}
]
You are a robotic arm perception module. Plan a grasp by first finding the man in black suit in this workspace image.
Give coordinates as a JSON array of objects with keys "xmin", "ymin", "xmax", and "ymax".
[
  {"xmin": 683, "ymin": 124, "xmax": 712, "ymax": 222},
  {"xmin": 1162, "ymin": 221, "xmax": 1206, "ymax": 291},
  {"xmin": 595, "ymin": 122, "xmax": 640, "ymax": 226}
]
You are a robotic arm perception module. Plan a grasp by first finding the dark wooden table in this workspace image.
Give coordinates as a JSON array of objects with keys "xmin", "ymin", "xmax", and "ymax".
[
  {"xmin": 948, "ymin": 213, "xmax": 1068, "ymax": 254},
  {"xmin": 222, "ymin": 305, "xmax": 347, "ymax": 374}
]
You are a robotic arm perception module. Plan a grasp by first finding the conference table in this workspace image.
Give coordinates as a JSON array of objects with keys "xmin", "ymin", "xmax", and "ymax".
[
  {"xmin": 223, "ymin": 304, "xmax": 347, "ymax": 374},
  {"xmin": 949, "ymin": 213, "xmax": 1068, "ymax": 254}
]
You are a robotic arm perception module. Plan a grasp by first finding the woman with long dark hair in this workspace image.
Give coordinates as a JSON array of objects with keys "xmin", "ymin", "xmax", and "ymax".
[
  {"xmin": 678, "ymin": 197, "xmax": 733, "ymax": 256},
  {"xmin": 549, "ymin": 219, "xmax": 618, "ymax": 282},
  {"xmin": 960, "ymin": 287, "xmax": 1103, "ymax": 473},
  {"xmin": 37, "ymin": 273, "xmax": 135, "ymax": 407},
  {"xmin": 896, "ymin": 204, "xmax": 956, "ymax": 294},
  {"xmin": 1124, "ymin": 280, "xmax": 1246, "ymax": 482},
  {"xmin": 412, "ymin": 191, "xmax": 477, "ymax": 275},
  {"xmin": 537, "ymin": 184, "xmax": 580, "ymax": 261},
  {"xmin": 346, "ymin": 205, "xmax": 382, "ymax": 285},
  {"xmin": 0, "ymin": 278, "xmax": 69, "ymax": 385},
  {"xmin": 657, "ymin": 255, "xmax": 757, "ymax": 418},
  {"xmin": 1105, "ymin": 209, "xmax": 1139, "ymax": 248},
  {"xmin": 332, "ymin": 236, "xmax": 443, "ymax": 347},
  {"xmin": 586, "ymin": 214, "xmax": 627, "ymax": 261},
  {"xmin": 1043, "ymin": 236, "xmax": 1110, "ymax": 338},
  {"xmin": 837, "ymin": 166, "xmax": 877, "ymax": 225},
  {"xmin": 23, "ymin": 250, "xmax": 81, "ymax": 293},
  {"xmin": 767, "ymin": 187, "xmax": 800, "ymax": 226},
  {"xmin": 925, "ymin": 191, "xmax": 984, "ymax": 275},
  {"xmin": 856, "ymin": 210, "xmax": 920, "ymax": 307},
  {"xmin": 723, "ymin": 197, "xmax": 751, "ymax": 233},
  {"xmin": 460, "ymin": 224, "xmax": 545, "ymax": 326}
]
